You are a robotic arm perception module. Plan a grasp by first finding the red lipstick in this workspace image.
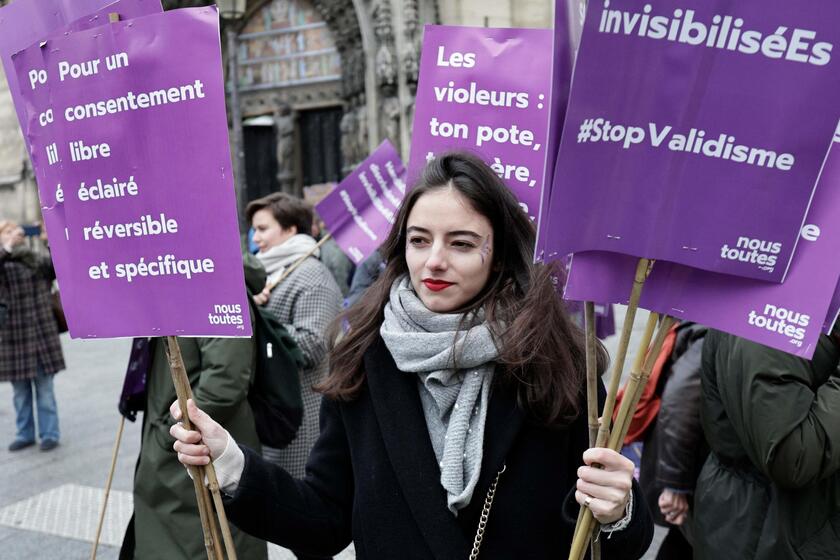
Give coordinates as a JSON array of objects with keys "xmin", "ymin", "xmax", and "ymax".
[{"xmin": 422, "ymin": 278, "xmax": 454, "ymax": 292}]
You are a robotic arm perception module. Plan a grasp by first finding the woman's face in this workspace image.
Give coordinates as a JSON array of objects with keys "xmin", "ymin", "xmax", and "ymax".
[
  {"xmin": 251, "ymin": 208, "xmax": 297, "ymax": 253},
  {"xmin": 405, "ymin": 187, "xmax": 494, "ymax": 313}
]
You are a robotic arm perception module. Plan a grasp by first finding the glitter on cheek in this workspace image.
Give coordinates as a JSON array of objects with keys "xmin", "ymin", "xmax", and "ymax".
[{"xmin": 480, "ymin": 236, "xmax": 492, "ymax": 265}]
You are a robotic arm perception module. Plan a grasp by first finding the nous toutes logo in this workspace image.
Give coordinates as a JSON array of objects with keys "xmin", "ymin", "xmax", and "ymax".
[
  {"xmin": 720, "ymin": 225, "xmax": 821, "ymax": 273},
  {"xmin": 720, "ymin": 236, "xmax": 781, "ymax": 271},
  {"xmin": 747, "ymin": 304, "xmax": 810, "ymax": 347},
  {"xmin": 208, "ymin": 303, "xmax": 244, "ymax": 329}
]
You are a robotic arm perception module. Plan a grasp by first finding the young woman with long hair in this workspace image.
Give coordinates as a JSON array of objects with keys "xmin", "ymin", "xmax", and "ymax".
[{"xmin": 170, "ymin": 152, "xmax": 654, "ymax": 558}]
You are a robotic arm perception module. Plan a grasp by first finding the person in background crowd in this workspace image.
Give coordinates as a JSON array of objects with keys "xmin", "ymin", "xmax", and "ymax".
[
  {"xmin": 247, "ymin": 227, "xmax": 259, "ymax": 254},
  {"xmin": 694, "ymin": 329, "xmax": 840, "ymax": 559},
  {"xmin": 169, "ymin": 153, "xmax": 653, "ymax": 559},
  {"xmin": 345, "ymin": 248, "xmax": 385, "ymax": 307},
  {"xmin": 0, "ymin": 220, "xmax": 64, "ymax": 452},
  {"xmin": 119, "ymin": 256, "xmax": 267, "ymax": 560},
  {"xmin": 311, "ymin": 212, "xmax": 354, "ymax": 297},
  {"xmin": 248, "ymin": 193, "xmax": 342, "ymax": 560},
  {"xmin": 634, "ymin": 322, "xmax": 708, "ymax": 559}
]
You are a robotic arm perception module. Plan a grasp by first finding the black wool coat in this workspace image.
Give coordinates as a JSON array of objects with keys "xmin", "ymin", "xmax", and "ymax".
[{"xmin": 224, "ymin": 337, "xmax": 654, "ymax": 559}]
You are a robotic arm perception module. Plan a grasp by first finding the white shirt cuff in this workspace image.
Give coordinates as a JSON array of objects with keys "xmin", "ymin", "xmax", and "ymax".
[{"xmin": 212, "ymin": 431, "xmax": 245, "ymax": 495}]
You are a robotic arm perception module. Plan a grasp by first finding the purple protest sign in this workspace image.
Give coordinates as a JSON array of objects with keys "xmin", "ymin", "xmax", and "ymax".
[
  {"xmin": 1, "ymin": 0, "xmax": 163, "ymax": 303},
  {"xmin": 408, "ymin": 25, "xmax": 552, "ymax": 221},
  {"xmin": 64, "ymin": 0, "xmax": 162, "ymax": 33},
  {"xmin": 541, "ymin": 1, "xmax": 840, "ymax": 282},
  {"xmin": 822, "ymin": 127, "xmax": 840, "ymax": 335},
  {"xmin": 1, "ymin": 0, "xmax": 112, "ymax": 129},
  {"xmin": 824, "ymin": 282, "xmax": 840, "ymax": 335},
  {"xmin": 316, "ymin": 140, "xmax": 405, "ymax": 265},
  {"xmin": 565, "ymin": 141, "xmax": 840, "ymax": 359},
  {"xmin": 13, "ymin": 7, "xmax": 251, "ymax": 338},
  {"xmin": 535, "ymin": 0, "xmax": 585, "ymax": 260},
  {"xmin": 0, "ymin": 0, "xmax": 161, "ymax": 134}
]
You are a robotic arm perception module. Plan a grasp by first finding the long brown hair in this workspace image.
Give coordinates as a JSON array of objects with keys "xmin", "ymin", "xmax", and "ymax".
[{"xmin": 316, "ymin": 152, "xmax": 606, "ymax": 426}]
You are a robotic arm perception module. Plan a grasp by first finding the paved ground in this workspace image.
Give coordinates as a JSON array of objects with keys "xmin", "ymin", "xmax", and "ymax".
[
  {"xmin": 0, "ymin": 336, "xmax": 138, "ymax": 560},
  {"xmin": 0, "ymin": 307, "xmax": 663, "ymax": 559}
]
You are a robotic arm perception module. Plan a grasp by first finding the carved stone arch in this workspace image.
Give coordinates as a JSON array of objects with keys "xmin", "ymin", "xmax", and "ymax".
[
  {"xmin": 240, "ymin": 0, "xmax": 439, "ymax": 165},
  {"xmin": 239, "ymin": 0, "xmax": 365, "ymax": 101},
  {"xmin": 235, "ymin": 0, "xmax": 371, "ymax": 174},
  {"xmin": 171, "ymin": 0, "xmax": 439, "ymax": 172}
]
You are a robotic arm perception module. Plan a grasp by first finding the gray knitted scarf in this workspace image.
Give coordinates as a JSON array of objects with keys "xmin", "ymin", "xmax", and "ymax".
[
  {"xmin": 256, "ymin": 234, "xmax": 319, "ymax": 286},
  {"xmin": 380, "ymin": 275, "xmax": 498, "ymax": 514}
]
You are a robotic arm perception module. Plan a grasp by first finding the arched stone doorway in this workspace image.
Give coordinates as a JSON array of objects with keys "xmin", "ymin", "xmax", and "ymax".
[
  {"xmin": 235, "ymin": 0, "xmax": 438, "ymax": 200},
  {"xmin": 236, "ymin": 0, "xmax": 345, "ymax": 198},
  {"xmin": 316, "ymin": 0, "xmax": 440, "ymax": 165}
]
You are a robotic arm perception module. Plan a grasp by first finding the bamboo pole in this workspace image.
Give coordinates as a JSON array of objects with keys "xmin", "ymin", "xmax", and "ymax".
[
  {"xmin": 166, "ymin": 336, "xmax": 238, "ymax": 560},
  {"xmin": 90, "ymin": 416, "xmax": 125, "ymax": 560},
  {"xmin": 583, "ymin": 302, "xmax": 601, "ymax": 560},
  {"xmin": 265, "ymin": 233, "xmax": 332, "ymax": 292},
  {"xmin": 167, "ymin": 337, "xmax": 218, "ymax": 560},
  {"xmin": 594, "ymin": 258, "xmax": 652, "ymax": 449},
  {"xmin": 605, "ymin": 313, "xmax": 659, "ymax": 451},
  {"xmin": 568, "ymin": 258, "xmax": 653, "ymax": 560},
  {"xmin": 610, "ymin": 315, "xmax": 677, "ymax": 450},
  {"xmin": 196, "ymin": 469, "xmax": 224, "ymax": 560},
  {"xmin": 584, "ymin": 302, "xmax": 599, "ymax": 449},
  {"xmin": 606, "ymin": 313, "xmax": 662, "ymax": 449},
  {"xmin": 206, "ymin": 467, "xmax": 238, "ymax": 560}
]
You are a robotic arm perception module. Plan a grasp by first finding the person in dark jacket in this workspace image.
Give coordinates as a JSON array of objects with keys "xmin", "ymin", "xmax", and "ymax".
[
  {"xmin": 170, "ymin": 153, "xmax": 654, "ymax": 558},
  {"xmin": 637, "ymin": 322, "xmax": 708, "ymax": 558},
  {"xmin": 694, "ymin": 329, "xmax": 840, "ymax": 559},
  {"xmin": 0, "ymin": 220, "xmax": 64, "ymax": 452},
  {"xmin": 345, "ymin": 248, "xmax": 385, "ymax": 307},
  {"xmin": 311, "ymin": 214, "xmax": 354, "ymax": 297}
]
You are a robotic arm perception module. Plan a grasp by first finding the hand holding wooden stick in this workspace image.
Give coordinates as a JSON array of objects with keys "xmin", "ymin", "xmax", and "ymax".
[
  {"xmin": 569, "ymin": 310, "xmax": 675, "ymax": 560},
  {"xmin": 93, "ymin": 12, "xmax": 237, "ymax": 560},
  {"xmin": 568, "ymin": 258, "xmax": 654, "ymax": 560}
]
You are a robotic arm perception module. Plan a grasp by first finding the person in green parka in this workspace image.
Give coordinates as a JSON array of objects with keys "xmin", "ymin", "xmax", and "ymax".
[
  {"xmin": 119, "ymin": 256, "xmax": 268, "ymax": 560},
  {"xmin": 694, "ymin": 328, "xmax": 840, "ymax": 559}
]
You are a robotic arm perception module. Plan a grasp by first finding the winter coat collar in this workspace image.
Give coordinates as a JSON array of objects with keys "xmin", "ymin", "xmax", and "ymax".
[{"xmin": 364, "ymin": 335, "xmax": 524, "ymax": 560}]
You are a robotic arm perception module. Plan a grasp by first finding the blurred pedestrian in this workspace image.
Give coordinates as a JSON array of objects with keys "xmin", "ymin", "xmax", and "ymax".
[
  {"xmin": 0, "ymin": 220, "xmax": 64, "ymax": 452},
  {"xmin": 311, "ymin": 213, "xmax": 354, "ymax": 297},
  {"xmin": 248, "ymin": 194, "xmax": 342, "ymax": 560},
  {"xmin": 345, "ymin": 248, "xmax": 385, "ymax": 307},
  {"xmin": 248, "ymin": 195, "xmax": 342, "ymax": 469},
  {"xmin": 694, "ymin": 329, "xmax": 840, "ymax": 559},
  {"xmin": 631, "ymin": 322, "xmax": 708, "ymax": 558}
]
